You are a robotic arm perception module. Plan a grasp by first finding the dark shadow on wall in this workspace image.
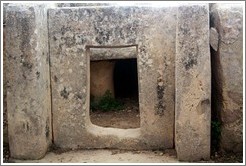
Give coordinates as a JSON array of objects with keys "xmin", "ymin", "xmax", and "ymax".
[
  {"xmin": 113, "ymin": 58, "xmax": 139, "ymax": 100},
  {"xmin": 210, "ymin": 45, "xmax": 223, "ymax": 154}
]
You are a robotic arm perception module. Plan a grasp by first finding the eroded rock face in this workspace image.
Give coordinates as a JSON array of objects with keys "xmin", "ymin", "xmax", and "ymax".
[
  {"xmin": 210, "ymin": 4, "xmax": 243, "ymax": 153},
  {"xmin": 175, "ymin": 4, "xmax": 211, "ymax": 161},
  {"xmin": 5, "ymin": 4, "xmax": 52, "ymax": 159}
]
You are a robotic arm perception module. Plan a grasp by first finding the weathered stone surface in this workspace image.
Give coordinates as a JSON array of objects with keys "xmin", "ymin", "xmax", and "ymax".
[
  {"xmin": 3, "ymin": 25, "xmax": 8, "ymax": 145},
  {"xmin": 90, "ymin": 46, "xmax": 137, "ymax": 61},
  {"xmin": 175, "ymin": 4, "xmax": 211, "ymax": 161},
  {"xmin": 210, "ymin": 4, "xmax": 243, "ymax": 153},
  {"xmin": 48, "ymin": 6, "xmax": 176, "ymax": 150},
  {"xmin": 90, "ymin": 61, "xmax": 115, "ymax": 97},
  {"xmin": 3, "ymin": 2, "xmax": 9, "ymax": 146},
  {"xmin": 3, "ymin": 3, "xmax": 9, "ymax": 23},
  {"xmin": 57, "ymin": 3, "xmax": 111, "ymax": 7},
  {"xmin": 5, "ymin": 4, "xmax": 52, "ymax": 159},
  {"xmin": 210, "ymin": 27, "xmax": 219, "ymax": 51}
]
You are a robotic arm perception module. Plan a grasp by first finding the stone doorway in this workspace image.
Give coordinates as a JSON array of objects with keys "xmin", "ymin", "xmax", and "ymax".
[
  {"xmin": 48, "ymin": 6, "xmax": 176, "ymax": 151},
  {"xmin": 90, "ymin": 58, "xmax": 140, "ymax": 129},
  {"xmin": 5, "ymin": 3, "xmax": 214, "ymax": 161}
]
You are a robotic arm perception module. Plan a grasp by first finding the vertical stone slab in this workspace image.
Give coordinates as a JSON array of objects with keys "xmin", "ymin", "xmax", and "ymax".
[
  {"xmin": 48, "ymin": 8, "xmax": 90, "ymax": 148},
  {"xmin": 5, "ymin": 4, "xmax": 52, "ymax": 159},
  {"xmin": 3, "ymin": 3, "xmax": 9, "ymax": 145},
  {"xmin": 210, "ymin": 4, "xmax": 243, "ymax": 153},
  {"xmin": 137, "ymin": 7, "xmax": 176, "ymax": 149},
  {"xmin": 49, "ymin": 6, "xmax": 176, "ymax": 149},
  {"xmin": 175, "ymin": 4, "xmax": 211, "ymax": 161}
]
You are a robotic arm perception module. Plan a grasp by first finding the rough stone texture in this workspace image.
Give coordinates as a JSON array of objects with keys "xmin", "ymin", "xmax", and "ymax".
[
  {"xmin": 3, "ymin": 21, "xmax": 8, "ymax": 146},
  {"xmin": 210, "ymin": 4, "xmax": 243, "ymax": 153},
  {"xmin": 57, "ymin": 3, "xmax": 111, "ymax": 7},
  {"xmin": 48, "ymin": 6, "xmax": 176, "ymax": 150},
  {"xmin": 210, "ymin": 27, "xmax": 219, "ymax": 51},
  {"xmin": 90, "ymin": 46, "xmax": 137, "ymax": 61},
  {"xmin": 3, "ymin": 3, "xmax": 243, "ymax": 162},
  {"xmin": 90, "ymin": 61, "xmax": 115, "ymax": 97},
  {"xmin": 3, "ymin": 2, "xmax": 9, "ymax": 146},
  {"xmin": 3, "ymin": 3, "xmax": 9, "ymax": 23},
  {"xmin": 175, "ymin": 4, "xmax": 211, "ymax": 161},
  {"xmin": 5, "ymin": 4, "xmax": 52, "ymax": 159}
]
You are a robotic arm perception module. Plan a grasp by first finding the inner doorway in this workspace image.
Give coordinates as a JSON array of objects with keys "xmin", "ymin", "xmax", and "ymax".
[{"xmin": 90, "ymin": 58, "xmax": 140, "ymax": 129}]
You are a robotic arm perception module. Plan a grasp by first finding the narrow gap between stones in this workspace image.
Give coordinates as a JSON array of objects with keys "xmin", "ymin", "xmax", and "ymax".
[
  {"xmin": 209, "ymin": 5, "xmax": 223, "ymax": 156},
  {"xmin": 210, "ymin": 45, "xmax": 223, "ymax": 155}
]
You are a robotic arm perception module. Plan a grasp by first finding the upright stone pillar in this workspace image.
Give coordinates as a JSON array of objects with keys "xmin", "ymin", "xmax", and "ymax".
[
  {"xmin": 210, "ymin": 4, "xmax": 243, "ymax": 153},
  {"xmin": 5, "ymin": 4, "xmax": 52, "ymax": 159},
  {"xmin": 175, "ymin": 4, "xmax": 211, "ymax": 161}
]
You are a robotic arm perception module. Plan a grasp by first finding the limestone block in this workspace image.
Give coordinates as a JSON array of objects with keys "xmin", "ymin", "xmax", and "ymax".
[
  {"xmin": 3, "ymin": 3, "xmax": 9, "ymax": 145},
  {"xmin": 48, "ymin": 6, "xmax": 176, "ymax": 149},
  {"xmin": 90, "ymin": 61, "xmax": 115, "ymax": 97},
  {"xmin": 175, "ymin": 4, "xmax": 211, "ymax": 161},
  {"xmin": 5, "ymin": 4, "xmax": 52, "ymax": 159},
  {"xmin": 90, "ymin": 46, "xmax": 137, "ymax": 61},
  {"xmin": 3, "ymin": 3, "xmax": 9, "ymax": 23},
  {"xmin": 57, "ymin": 3, "xmax": 111, "ymax": 7},
  {"xmin": 3, "ymin": 23, "xmax": 8, "ymax": 145},
  {"xmin": 210, "ymin": 4, "xmax": 243, "ymax": 153}
]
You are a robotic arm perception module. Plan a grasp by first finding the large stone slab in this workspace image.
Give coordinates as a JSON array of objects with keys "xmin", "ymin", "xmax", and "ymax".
[
  {"xmin": 175, "ymin": 4, "xmax": 211, "ymax": 161},
  {"xmin": 210, "ymin": 4, "xmax": 243, "ymax": 153},
  {"xmin": 48, "ymin": 6, "xmax": 176, "ymax": 149},
  {"xmin": 90, "ymin": 61, "xmax": 115, "ymax": 97},
  {"xmin": 5, "ymin": 4, "xmax": 52, "ymax": 159}
]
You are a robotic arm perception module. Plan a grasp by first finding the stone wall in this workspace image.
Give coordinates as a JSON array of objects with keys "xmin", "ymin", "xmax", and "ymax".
[
  {"xmin": 3, "ymin": 2, "xmax": 244, "ymax": 162},
  {"xmin": 210, "ymin": 4, "xmax": 243, "ymax": 153}
]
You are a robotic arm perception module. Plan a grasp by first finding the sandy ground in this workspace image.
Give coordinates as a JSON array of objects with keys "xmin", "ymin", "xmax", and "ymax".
[
  {"xmin": 90, "ymin": 106, "xmax": 140, "ymax": 129},
  {"xmin": 10, "ymin": 149, "xmax": 180, "ymax": 163}
]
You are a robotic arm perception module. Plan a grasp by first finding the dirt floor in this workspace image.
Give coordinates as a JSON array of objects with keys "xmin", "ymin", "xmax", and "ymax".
[
  {"xmin": 5, "ymin": 148, "xmax": 243, "ymax": 163},
  {"xmin": 90, "ymin": 98, "xmax": 140, "ymax": 129},
  {"xmin": 10, "ymin": 149, "xmax": 179, "ymax": 163}
]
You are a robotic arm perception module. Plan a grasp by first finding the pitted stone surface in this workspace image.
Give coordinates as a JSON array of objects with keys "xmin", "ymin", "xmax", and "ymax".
[
  {"xmin": 48, "ymin": 6, "xmax": 176, "ymax": 149},
  {"xmin": 175, "ymin": 4, "xmax": 211, "ymax": 161},
  {"xmin": 210, "ymin": 27, "xmax": 219, "ymax": 51},
  {"xmin": 90, "ymin": 46, "xmax": 137, "ymax": 61},
  {"xmin": 5, "ymin": 4, "xmax": 52, "ymax": 159},
  {"xmin": 210, "ymin": 4, "xmax": 243, "ymax": 153}
]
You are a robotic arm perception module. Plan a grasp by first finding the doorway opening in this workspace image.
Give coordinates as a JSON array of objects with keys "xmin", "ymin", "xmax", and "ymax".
[{"xmin": 90, "ymin": 58, "xmax": 140, "ymax": 129}]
